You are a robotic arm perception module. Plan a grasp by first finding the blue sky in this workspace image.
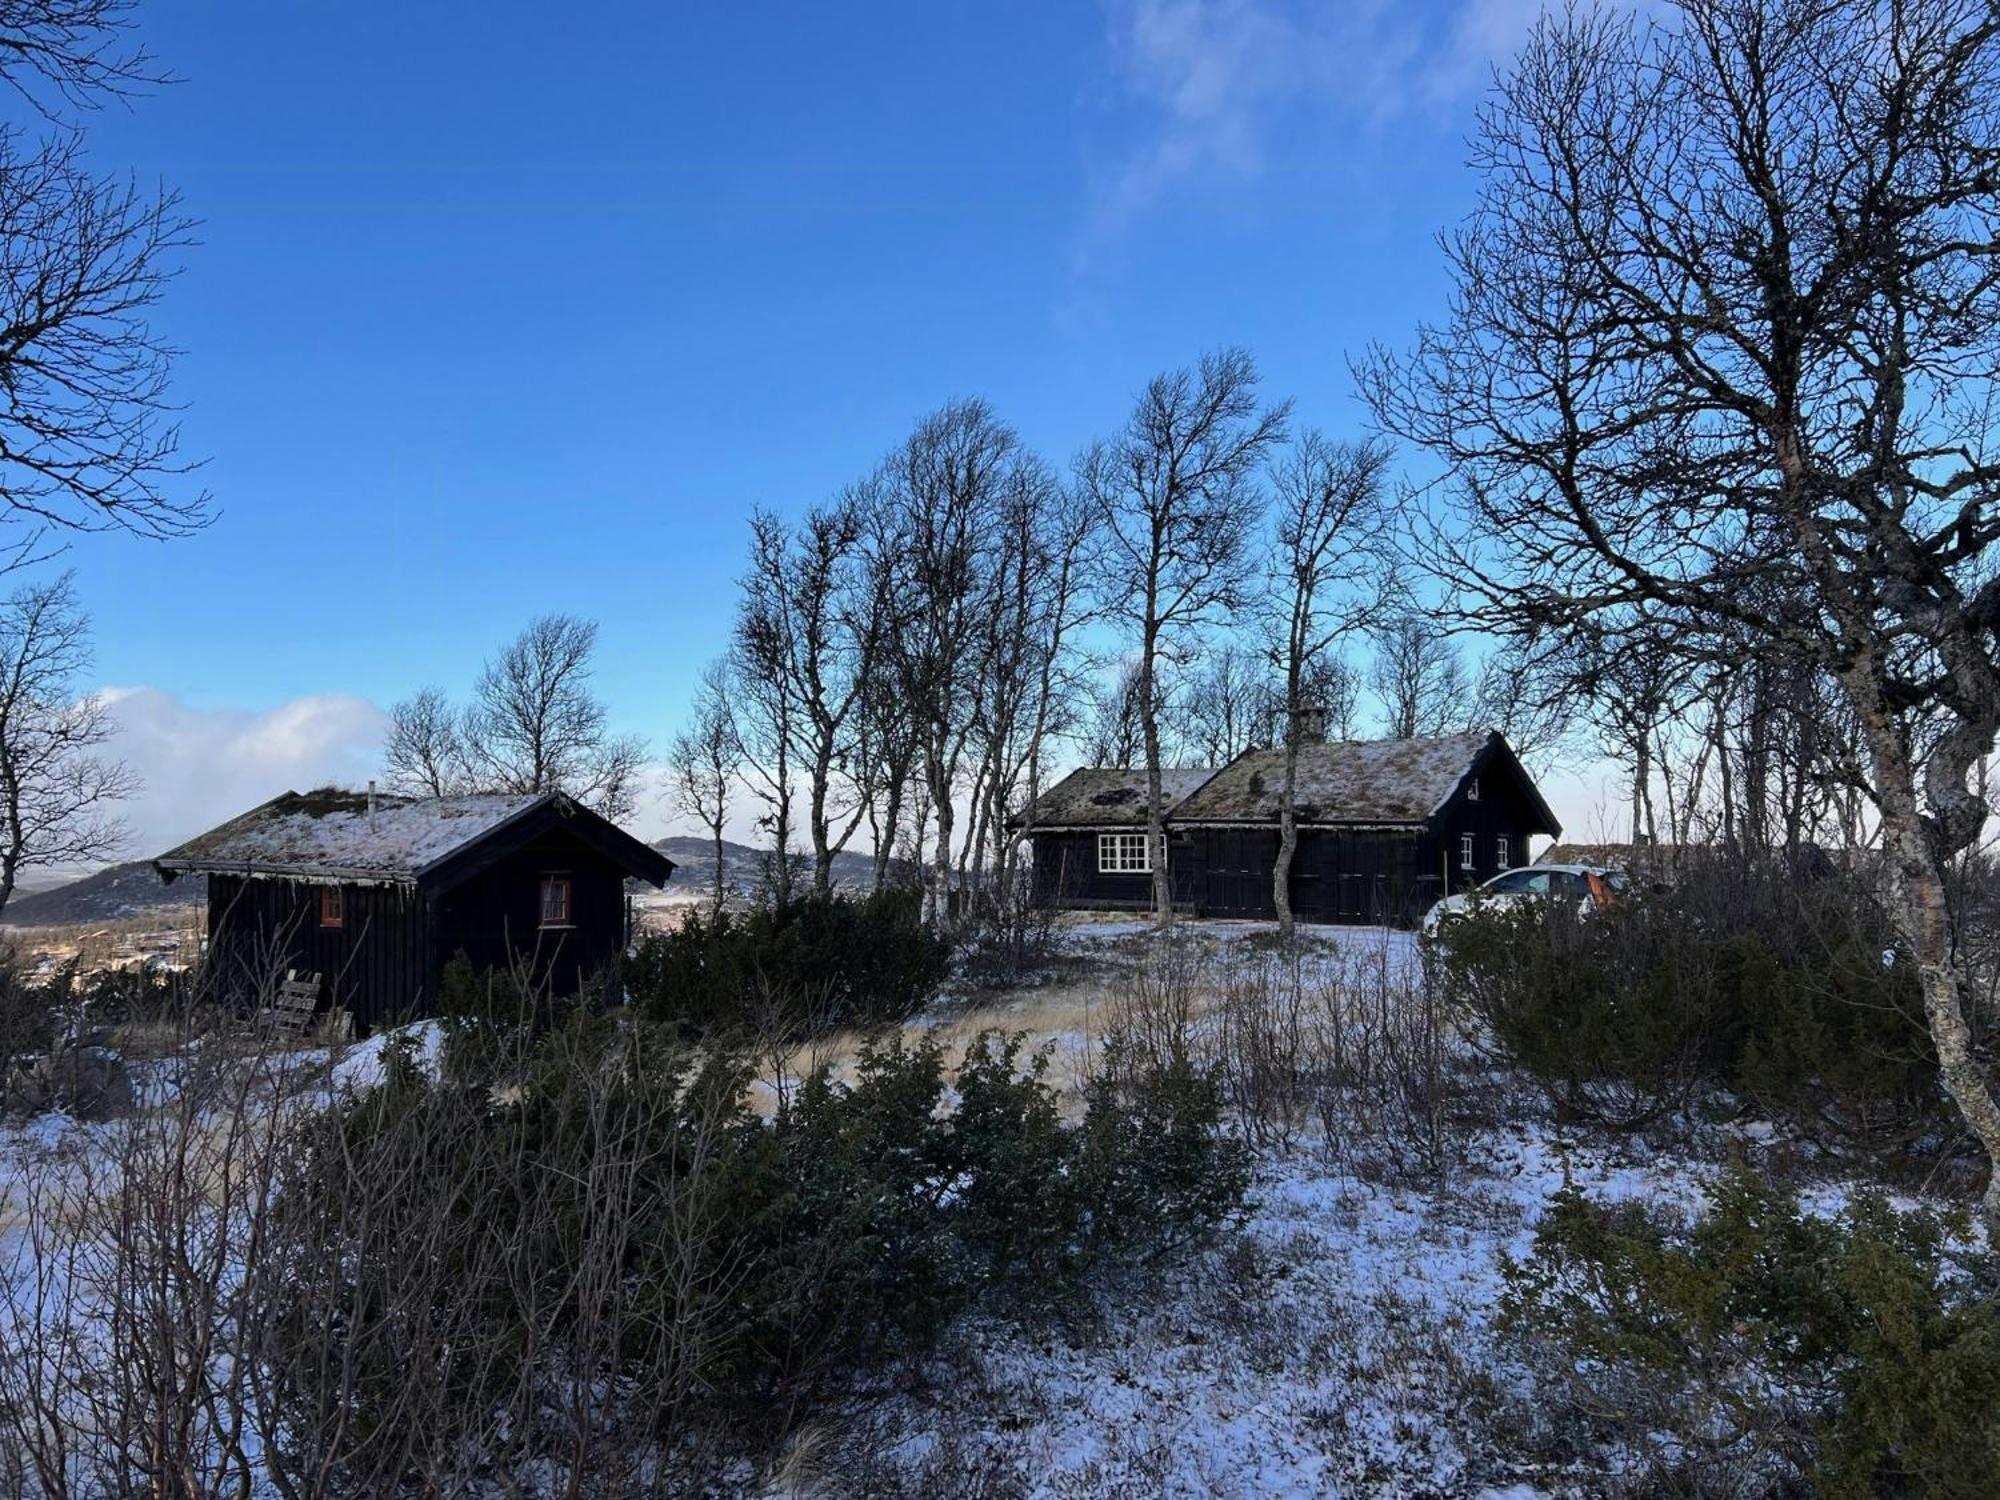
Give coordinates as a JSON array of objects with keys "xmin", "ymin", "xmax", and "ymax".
[{"xmin": 41, "ymin": 0, "xmax": 1627, "ymax": 850}]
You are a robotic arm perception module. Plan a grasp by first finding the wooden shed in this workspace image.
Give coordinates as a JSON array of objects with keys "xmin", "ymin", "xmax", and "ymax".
[
  {"xmin": 154, "ymin": 787, "xmax": 675, "ymax": 1031},
  {"xmin": 1014, "ymin": 729, "xmax": 1560, "ymax": 927}
]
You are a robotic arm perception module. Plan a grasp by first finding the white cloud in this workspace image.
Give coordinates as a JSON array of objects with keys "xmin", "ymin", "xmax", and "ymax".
[
  {"xmin": 99, "ymin": 687, "xmax": 390, "ymax": 858},
  {"xmin": 1082, "ymin": 0, "xmax": 1553, "ymax": 262}
]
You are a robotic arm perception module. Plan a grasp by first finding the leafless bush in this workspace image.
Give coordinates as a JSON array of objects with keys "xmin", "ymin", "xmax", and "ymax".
[
  {"xmin": 0, "ymin": 966, "xmax": 750, "ymax": 1498},
  {"xmin": 1210, "ymin": 950, "xmax": 1314, "ymax": 1152},
  {"xmin": 1104, "ymin": 935, "xmax": 1475, "ymax": 1184},
  {"xmin": 0, "ymin": 1001, "xmax": 304, "ymax": 1499},
  {"xmin": 1101, "ymin": 934, "xmax": 1204, "ymax": 1079},
  {"xmin": 956, "ymin": 865, "xmax": 1067, "ymax": 987},
  {"xmin": 1307, "ymin": 943, "xmax": 1466, "ymax": 1184}
]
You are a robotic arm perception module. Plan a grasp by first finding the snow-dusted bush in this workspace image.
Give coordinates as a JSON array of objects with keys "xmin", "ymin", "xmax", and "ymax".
[
  {"xmin": 1439, "ymin": 894, "xmax": 1718, "ymax": 1127},
  {"xmin": 1501, "ymin": 1162, "xmax": 2000, "ymax": 1497},
  {"xmin": 256, "ymin": 1012, "xmax": 1247, "ymax": 1489},
  {"xmin": 625, "ymin": 887, "xmax": 949, "ymax": 1038},
  {"xmin": 1438, "ymin": 859, "xmax": 1953, "ymax": 1156}
]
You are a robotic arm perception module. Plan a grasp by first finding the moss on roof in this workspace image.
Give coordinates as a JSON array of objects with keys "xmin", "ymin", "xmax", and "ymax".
[{"xmin": 1170, "ymin": 731, "xmax": 1495, "ymax": 825}]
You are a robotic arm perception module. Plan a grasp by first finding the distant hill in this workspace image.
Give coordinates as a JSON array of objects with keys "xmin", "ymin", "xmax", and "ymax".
[
  {"xmin": 1, "ymin": 860, "xmax": 202, "ymax": 927},
  {"xmin": 645, "ymin": 836, "xmax": 883, "ymax": 900}
]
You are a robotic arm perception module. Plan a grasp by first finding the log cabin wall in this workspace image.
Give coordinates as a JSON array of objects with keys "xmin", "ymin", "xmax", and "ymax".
[
  {"xmin": 205, "ymin": 873, "xmax": 432, "ymax": 1030},
  {"xmin": 428, "ymin": 831, "xmax": 631, "ymax": 1003}
]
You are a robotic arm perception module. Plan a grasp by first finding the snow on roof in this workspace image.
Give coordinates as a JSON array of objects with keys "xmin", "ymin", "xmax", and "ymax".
[
  {"xmin": 154, "ymin": 788, "xmax": 552, "ymax": 884},
  {"xmin": 1017, "ymin": 766, "xmax": 1220, "ymax": 828},
  {"xmin": 1170, "ymin": 731, "xmax": 1495, "ymax": 825}
]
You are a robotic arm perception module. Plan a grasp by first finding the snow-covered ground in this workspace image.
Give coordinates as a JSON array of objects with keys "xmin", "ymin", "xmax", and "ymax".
[
  {"xmin": 827, "ymin": 1120, "xmax": 1713, "ymax": 1499},
  {"xmin": 0, "ymin": 923, "xmax": 1973, "ymax": 1499}
]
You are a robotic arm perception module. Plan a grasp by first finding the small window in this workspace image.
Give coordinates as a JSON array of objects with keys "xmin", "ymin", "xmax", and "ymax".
[
  {"xmin": 1495, "ymin": 836, "xmax": 1510, "ymax": 869},
  {"xmin": 539, "ymin": 875, "xmax": 573, "ymax": 927},
  {"xmin": 318, "ymin": 886, "xmax": 344, "ymax": 930},
  {"xmin": 1097, "ymin": 831, "xmax": 1152, "ymax": 874},
  {"xmin": 1466, "ymin": 777, "xmax": 1480, "ymax": 802},
  {"xmin": 1459, "ymin": 834, "xmax": 1475, "ymax": 870}
]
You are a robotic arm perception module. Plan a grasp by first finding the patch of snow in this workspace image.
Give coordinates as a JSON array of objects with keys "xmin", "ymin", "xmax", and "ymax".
[
  {"xmin": 841, "ymin": 1123, "xmax": 1748, "ymax": 1498},
  {"xmin": 325, "ymin": 1020, "xmax": 444, "ymax": 1093}
]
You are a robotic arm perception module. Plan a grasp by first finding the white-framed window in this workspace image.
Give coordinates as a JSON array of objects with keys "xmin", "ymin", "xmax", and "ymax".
[
  {"xmin": 1460, "ymin": 834, "xmax": 1476, "ymax": 870},
  {"xmin": 1098, "ymin": 831, "xmax": 1153, "ymax": 874},
  {"xmin": 1496, "ymin": 836, "xmax": 1510, "ymax": 869},
  {"xmin": 1467, "ymin": 776, "xmax": 1480, "ymax": 802}
]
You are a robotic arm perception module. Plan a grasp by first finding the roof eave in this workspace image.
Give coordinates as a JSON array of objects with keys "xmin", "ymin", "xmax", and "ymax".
[
  {"xmin": 153, "ymin": 858, "xmax": 419, "ymax": 887},
  {"xmin": 1169, "ymin": 817, "xmax": 1427, "ymax": 831}
]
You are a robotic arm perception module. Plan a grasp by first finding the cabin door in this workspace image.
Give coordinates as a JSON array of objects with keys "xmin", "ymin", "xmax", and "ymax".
[
  {"xmin": 1334, "ymin": 834, "xmax": 1367, "ymax": 920},
  {"xmin": 1203, "ymin": 829, "xmax": 1274, "ymax": 918}
]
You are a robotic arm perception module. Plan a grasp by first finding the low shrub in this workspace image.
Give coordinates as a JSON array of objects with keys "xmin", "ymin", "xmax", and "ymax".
[
  {"xmin": 1500, "ymin": 1162, "xmax": 2000, "ymax": 1497},
  {"xmin": 1436, "ymin": 895, "xmax": 1716, "ymax": 1127},
  {"xmin": 0, "ymin": 948, "xmax": 52, "ymax": 1087},
  {"xmin": 1718, "ymin": 921, "xmax": 1942, "ymax": 1151},
  {"xmin": 266, "ymin": 1013, "xmax": 1247, "ymax": 1483},
  {"xmin": 625, "ymin": 888, "xmax": 950, "ymax": 1038},
  {"xmin": 1434, "ymin": 856, "xmax": 1954, "ymax": 1153}
]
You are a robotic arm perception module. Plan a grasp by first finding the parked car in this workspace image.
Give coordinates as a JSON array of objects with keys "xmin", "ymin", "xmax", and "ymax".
[{"xmin": 1421, "ymin": 863, "xmax": 1627, "ymax": 937}]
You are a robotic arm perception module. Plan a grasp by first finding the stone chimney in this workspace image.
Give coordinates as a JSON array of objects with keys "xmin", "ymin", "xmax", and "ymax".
[{"xmin": 1291, "ymin": 705, "xmax": 1327, "ymax": 744}]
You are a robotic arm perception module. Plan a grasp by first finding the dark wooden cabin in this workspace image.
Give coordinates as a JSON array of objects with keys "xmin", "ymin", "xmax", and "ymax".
[
  {"xmin": 154, "ymin": 788, "xmax": 675, "ymax": 1031},
  {"xmin": 1014, "ymin": 767, "xmax": 1218, "ymax": 913},
  {"xmin": 1016, "ymin": 730, "xmax": 1560, "ymax": 928}
]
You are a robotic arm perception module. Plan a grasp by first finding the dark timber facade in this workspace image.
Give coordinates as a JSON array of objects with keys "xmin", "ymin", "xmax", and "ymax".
[
  {"xmin": 1017, "ymin": 731, "xmax": 1560, "ymax": 928},
  {"xmin": 155, "ymin": 789, "xmax": 674, "ymax": 1032}
]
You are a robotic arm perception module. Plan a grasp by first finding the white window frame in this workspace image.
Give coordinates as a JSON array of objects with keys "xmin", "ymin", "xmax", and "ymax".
[
  {"xmin": 1496, "ymin": 835, "xmax": 1510, "ymax": 869},
  {"xmin": 1459, "ymin": 834, "xmax": 1476, "ymax": 870},
  {"xmin": 1466, "ymin": 776, "xmax": 1480, "ymax": 802},
  {"xmin": 1097, "ymin": 831, "xmax": 1153, "ymax": 874}
]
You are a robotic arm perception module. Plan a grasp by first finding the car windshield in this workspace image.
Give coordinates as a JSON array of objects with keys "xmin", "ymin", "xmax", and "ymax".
[{"xmin": 1483, "ymin": 870, "xmax": 1549, "ymax": 895}]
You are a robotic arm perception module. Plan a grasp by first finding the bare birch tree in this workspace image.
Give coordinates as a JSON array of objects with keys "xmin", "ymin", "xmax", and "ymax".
[
  {"xmin": 0, "ymin": 570, "xmax": 133, "ymax": 917},
  {"xmin": 1267, "ymin": 434, "xmax": 1391, "ymax": 938},
  {"xmin": 1084, "ymin": 660, "xmax": 1153, "ymax": 769},
  {"xmin": 670, "ymin": 659, "xmax": 738, "ymax": 915},
  {"xmin": 463, "ymin": 614, "xmax": 646, "ymax": 819},
  {"xmin": 1368, "ymin": 614, "xmax": 1468, "ymax": 740},
  {"xmin": 382, "ymin": 685, "xmax": 466, "ymax": 797},
  {"xmin": 967, "ymin": 459, "xmax": 1093, "ymax": 912},
  {"xmin": 733, "ymin": 496, "xmax": 883, "ymax": 900},
  {"xmin": 386, "ymin": 615, "xmax": 645, "ymax": 819},
  {"xmin": 1081, "ymin": 348, "xmax": 1288, "ymax": 928},
  {"xmin": 1361, "ymin": 0, "xmax": 2000, "ymax": 1228},
  {"xmin": 876, "ymin": 399, "xmax": 1020, "ymax": 929},
  {"xmin": 0, "ymin": 2, "xmax": 207, "ymax": 564},
  {"xmin": 1180, "ymin": 643, "xmax": 1281, "ymax": 765}
]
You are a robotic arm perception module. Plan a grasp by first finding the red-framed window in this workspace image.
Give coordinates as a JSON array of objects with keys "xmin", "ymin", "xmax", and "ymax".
[
  {"xmin": 539, "ymin": 875, "xmax": 573, "ymax": 928},
  {"xmin": 319, "ymin": 886, "xmax": 345, "ymax": 929}
]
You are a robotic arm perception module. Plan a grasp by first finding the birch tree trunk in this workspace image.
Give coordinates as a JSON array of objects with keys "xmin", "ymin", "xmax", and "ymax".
[
  {"xmin": 1851, "ymin": 690, "xmax": 2000, "ymax": 1229},
  {"xmin": 1272, "ymin": 738, "xmax": 1299, "ymax": 940}
]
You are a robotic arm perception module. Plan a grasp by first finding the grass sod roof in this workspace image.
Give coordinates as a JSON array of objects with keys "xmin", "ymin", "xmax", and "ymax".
[
  {"xmin": 1168, "ymin": 730, "xmax": 1501, "ymax": 826},
  {"xmin": 152, "ymin": 787, "xmax": 675, "ymax": 888},
  {"xmin": 1012, "ymin": 767, "xmax": 1221, "ymax": 829}
]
